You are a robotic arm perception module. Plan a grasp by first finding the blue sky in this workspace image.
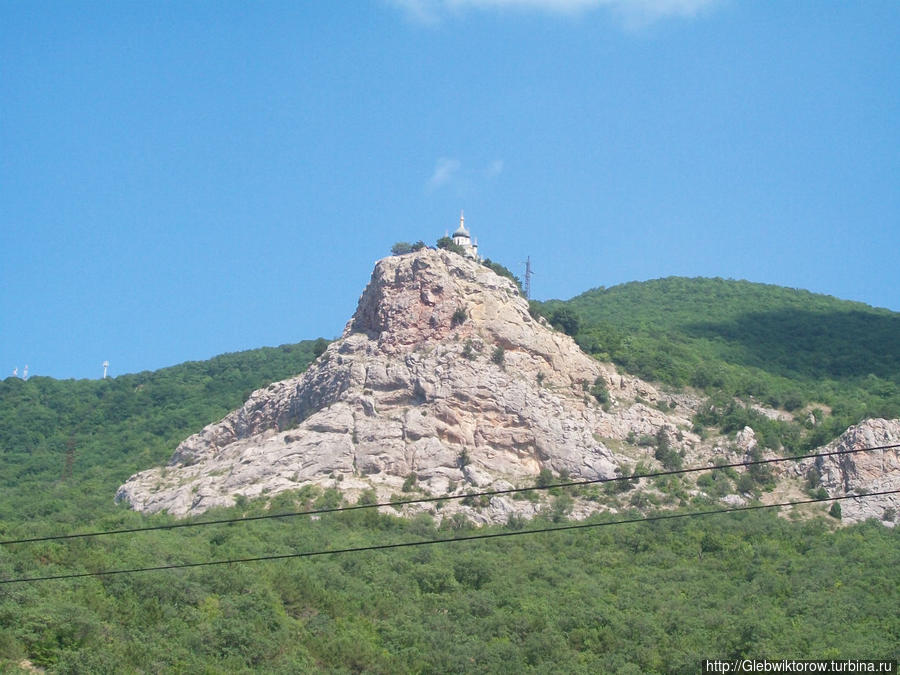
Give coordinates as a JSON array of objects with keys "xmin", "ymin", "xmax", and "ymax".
[{"xmin": 2, "ymin": 1, "xmax": 898, "ymax": 380}]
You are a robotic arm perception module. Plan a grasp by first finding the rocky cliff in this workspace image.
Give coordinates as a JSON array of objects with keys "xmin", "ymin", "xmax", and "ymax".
[
  {"xmin": 117, "ymin": 249, "xmax": 680, "ymax": 520},
  {"xmin": 116, "ymin": 247, "xmax": 899, "ymax": 526},
  {"xmin": 792, "ymin": 418, "xmax": 900, "ymax": 524}
]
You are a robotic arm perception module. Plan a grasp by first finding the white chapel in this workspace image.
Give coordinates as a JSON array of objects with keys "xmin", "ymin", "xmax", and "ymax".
[{"xmin": 450, "ymin": 211, "xmax": 479, "ymax": 260}]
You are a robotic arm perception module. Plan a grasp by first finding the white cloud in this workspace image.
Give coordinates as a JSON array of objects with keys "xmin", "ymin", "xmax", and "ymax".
[
  {"xmin": 484, "ymin": 159, "xmax": 504, "ymax": 178},
  {"xmin": 388, "ymin": 0, "xmax": 720, "ymax": 24},
  {"xmin": 389, "ymin": 0, "xmax": 442, "ymax": 24},
  {"xmin": 428, "ymin": 157, "xmax": 462, "ymax": 191}
]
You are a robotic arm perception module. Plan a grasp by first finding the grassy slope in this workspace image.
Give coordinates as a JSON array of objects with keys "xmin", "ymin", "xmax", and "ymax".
[{"xmin": 0, "ymin": 283, "xmax": 898, "ymax": 671}]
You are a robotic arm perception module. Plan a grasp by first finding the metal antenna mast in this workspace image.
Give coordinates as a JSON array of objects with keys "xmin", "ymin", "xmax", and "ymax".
[{"xmin": 523, "ymin": 256, "xmax": 534, "ymax": 299}]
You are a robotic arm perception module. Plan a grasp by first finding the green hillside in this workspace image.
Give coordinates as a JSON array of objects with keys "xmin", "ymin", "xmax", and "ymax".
[
  {"xmin": 0, "ymin": 339, "xmax": 325, "ymax": 528},
  {"xmin": 535, "ymin": 277, "xmax": 900, "ymax": 450},
  {"xmin": 0, "ymin": 283, "xmax": 898, "ymax": 671}
]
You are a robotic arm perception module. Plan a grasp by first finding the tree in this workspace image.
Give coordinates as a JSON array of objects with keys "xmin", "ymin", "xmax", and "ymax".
[
  {"xmin": 436, "ymin": 236, "xmax": 466, "ymax": 256},
  {"xmin": 535, "ymin": 467, "xmax": 554, "ymax": 488},
  {"xmin": 391, "ymin": 242, "xmax": 414, "ymax": 255},
  {"xmin": 313, "ymin": 338, "xmax": 328, "ymax": 358},
  {"xmin": 590, "ymin": 377, "xmax": 609, "ymax": 405},
  {"xmin": 549, "ymin": 307, "xmax": 582, "ymax": 336},
  {"xmin": 829, "ymin": 501, "xmax": 842, "ymax": 519},
  {"xmin": 481, "ymin": 258, "xmax": 523, "ymax": 294}
]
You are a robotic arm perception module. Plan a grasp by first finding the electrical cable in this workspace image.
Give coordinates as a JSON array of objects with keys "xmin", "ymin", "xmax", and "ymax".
[
  {"xmin": 2, "ymin": 443, "xmax": 897, "ymax": 547},
  {"xmin": 1, "ymin": 489, "xmax": 896, "ymax": 586}
]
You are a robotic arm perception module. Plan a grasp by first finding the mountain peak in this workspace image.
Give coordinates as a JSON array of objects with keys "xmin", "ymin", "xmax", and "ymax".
[
  {"xmin": 116, "ymin": 248, "xmax": 661, "ymax": 520},
  {"xmin": 116, "ymin": 248, "xmax": 900, "ymax": 526}
]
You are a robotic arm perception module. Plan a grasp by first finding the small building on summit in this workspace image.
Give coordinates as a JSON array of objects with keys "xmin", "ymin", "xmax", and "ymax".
[{"xmin": 450, "ymin": 211, "xmax": 479, "ymax": 260}]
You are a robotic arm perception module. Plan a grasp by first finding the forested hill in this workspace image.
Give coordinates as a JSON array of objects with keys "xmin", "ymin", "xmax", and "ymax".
[
  {"xmin": 535, "ymin": 277, "xmax": 900, "ymax": 436},
  {"xmin": 0, "ymin": 339, "xmax": 325, "ymax": 524},
  {"xmin": 0, "ymin": 284, "xmax": 898, "ymax": 671}
]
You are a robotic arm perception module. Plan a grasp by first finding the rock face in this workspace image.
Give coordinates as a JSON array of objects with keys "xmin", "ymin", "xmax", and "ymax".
[
  {"xmin": 116, "ymin": 247, "xmax": 900, "ymax": 527},
  {"xmin": 794, "ymin": 418, "xmax": 900, "ymax": 525},
  {"xmin": 117, "ymin": 249, "xmax": 660, "ymax": 519}
]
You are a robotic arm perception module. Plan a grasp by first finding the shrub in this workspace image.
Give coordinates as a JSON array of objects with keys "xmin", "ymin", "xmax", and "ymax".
[
  {"xmin": 436, "ymin": 236, "xmax": 466, "ymax": 255},
  {"xmin": 481, "ymin": 258, "xmax": 524, "ymax": 293},
  {"xmin": 391, "ymin": 242, "xmax": 414, "ymax": 255},
  {"xmin": 312, "ymin": 337, "xmax": 328, "ymax": 357},
  {"xmin": 829, "ymin": 501, "xmax": 842, "ymax": 519},
  {"xmin": 590, "ymin": 377, "xmax": 609, "ymax": 405},
  {"xmin": 402, "ymin": 473, "xmax": 418, "ymax": 492},
  {"xmin": 535, "ymin": 468, "xmax": 554, "ymax": 488},
  {"xmin": 451, "ymin": 307, "xmax": 467, "ymax": 327},
  {"xmin": 461, "ymin": 340, "xmax": 476, "ymax": 360},
  {"xmin": 549, "ymin": 494, "xmax": 574, "ymax": 522},
  {"xmin": 549, "ymin": 307, "xmax": 581, "ymax": 336},
  {"xmin": 528, "ymin": 300, "xmax": 547, "ymax": 321},
  {"xmin": 655, "ymin": 447, "xmax": 683, "ymax": 471},
  {"xmin": 491, "ymin": 346, "xmax": 505, "ymax": 367},
  {"xmin": 736, "ymin": 472, "xmax": 756, "ymax": 494},
  {"xmin": 356, "ymin": 489, "xmax": 378, "ymax": 505}
]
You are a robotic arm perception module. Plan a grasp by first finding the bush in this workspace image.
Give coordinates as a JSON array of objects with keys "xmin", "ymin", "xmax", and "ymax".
[
  {"xmin": 549, "ymin": 307, "xmax": 582, "ymax": 336},
  {"xmin": 491, "ymin": 346, "xmax": 505, "ymax": 367},
  {"xmin": 436, "ymin": 236, "xmax": 466, "ymax": 255},
  {"xmin": 481, "ymin": 258, "xmax": 523, "ymax": 293},
  {"xmin": 590, "ymin": 377, "xmax": 609, "ymax": 405},
  {"xmin": 313, "ymin": 337, "xmax": 329, "ymax": 357},
  {"xmin": 402, "ymin": 473, "xmax": 418, "ymax": 492},
  {"xmin": 461, "ymin": 341, "xmax": 476, "ymax": 360},
  {"xmin": 829, "ymin": 501, "xmax": 842, "ymax": 520},
  {"xmin": 655, "ymin": 447, "xmax": 683, "ymax": 471},
  {"xmin": 355, "ymin": 489, "xmax": 377, "ymax": 506},
  {"xmin": 457, "ymin": 449, "xmax": 470, "ymax": 468},
  {"xmin": 535, "ymin": 468, "xmax": 554, "ymax": 488},
  {"xmin": 549, "ymin": 494, "xmax": 574, "ymax": 522},
  {"xmin": 528, "ymin": 300, "xmax": 547, "ymax": 322},
  {"xmin": 391, "ymin": 241, "xmax": 425, "ymax": 255},
  {"xmin": 451, "ymin": 307, "xmax": 467, "ymax": 327}
]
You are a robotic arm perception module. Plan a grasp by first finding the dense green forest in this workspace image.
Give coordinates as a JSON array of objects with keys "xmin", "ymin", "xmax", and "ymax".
[
  {"xmin": 534, "ymin": 277, "xmax": 900, "ymax": 452},
  {"xmin": 0, "ymin": 280, "xmax": 898, "ymax": 672}
]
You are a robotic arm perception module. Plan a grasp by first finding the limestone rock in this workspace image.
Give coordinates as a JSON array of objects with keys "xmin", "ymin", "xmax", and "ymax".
[
  {"xmin": 117, "ymin": 249, "xmax": 647, "ymax": 520},
  {"xmin": 115, "ymin": 246, "xmax": 900, "ymax": 528},
  {"xmin": 794, "ymin": 418, "xmax": 900, "ymax": 524}
]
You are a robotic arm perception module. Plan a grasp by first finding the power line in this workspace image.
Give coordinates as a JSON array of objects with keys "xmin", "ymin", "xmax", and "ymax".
[
  {"xmin": 2, "ymin": 443, "xmax": 897, "ymax": 547},
  {"xmin": 2, "ymin": 489, "xmax": 896, "ymax": 586}
]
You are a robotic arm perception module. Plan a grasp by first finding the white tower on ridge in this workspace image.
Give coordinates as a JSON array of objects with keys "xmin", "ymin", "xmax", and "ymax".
[
  {"xmin": 451, "ymin": 211, "xmax": 479, "ymax": 260},
  {"xmin": 103, "ymin": 360, "xmax": 109, "ymax": 379}
]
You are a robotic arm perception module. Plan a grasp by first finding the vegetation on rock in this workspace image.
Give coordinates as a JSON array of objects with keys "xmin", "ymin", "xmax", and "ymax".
[
  {"xmin": 535, "ymin": 277, "xmax": 900, "ymax": 449},
  {"xmin": 436, "ymin": 236, "xmax": 466, "ymax": 256},
  {"xmin": 390, "ymin": 241, "xmax": 426, "ymax": 255}
]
